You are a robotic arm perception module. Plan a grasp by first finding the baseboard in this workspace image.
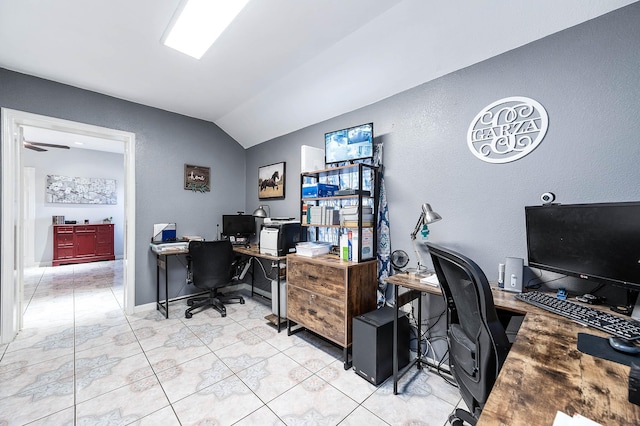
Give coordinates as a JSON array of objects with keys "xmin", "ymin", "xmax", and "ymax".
[{"xmin": 131, "ymin": 282, "xmax": 265, "ymax": 314}]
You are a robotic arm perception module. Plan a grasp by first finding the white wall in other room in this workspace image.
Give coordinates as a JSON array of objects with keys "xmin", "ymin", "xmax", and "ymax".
[{"xmin": 23, "ymin": 146, "xmax": 125, "ymax": 265}]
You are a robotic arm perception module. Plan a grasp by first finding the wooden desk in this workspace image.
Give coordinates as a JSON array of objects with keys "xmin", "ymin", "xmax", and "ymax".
[
  {"xmin": 232, "ymin": 244, "xmax": 287, "ymax": 332},
  {"xmin": 385, "ymin": 273, "xmax": 640, "ymax": 425},
  {"xmin": 150, "ymin": 243, "xmax": 287, "ymax": 325}
]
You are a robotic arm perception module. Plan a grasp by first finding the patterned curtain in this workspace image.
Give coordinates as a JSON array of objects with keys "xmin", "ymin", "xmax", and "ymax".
[{"xmin": 377, "ymin": 169, "xmax": 392, "ymax": 306}]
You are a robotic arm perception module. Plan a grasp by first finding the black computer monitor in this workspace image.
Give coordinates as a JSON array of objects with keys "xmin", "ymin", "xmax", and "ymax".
[
  {"xmin": 525, "ymin": 202, "xmax": 640, "ymax": 291},
  {"xmin": 222, "ymin": 214, "xmax": 255, "ymax": 239}
]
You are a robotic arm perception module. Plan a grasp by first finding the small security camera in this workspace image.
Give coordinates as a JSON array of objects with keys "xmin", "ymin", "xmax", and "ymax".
[{"xmin": 541, "ymin": 192, "xmax": 556, "ymax": 204}]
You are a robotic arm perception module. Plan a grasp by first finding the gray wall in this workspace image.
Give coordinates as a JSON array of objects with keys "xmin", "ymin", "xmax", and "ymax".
[
  {"xmin": 0, "ymin": 69, "xmax": 246, "ymax": 305},
  {"xmin": 23, "ymin": 148, "xmax": 125, "ymax": 265},
  {"xmin": 3, "ymin": 2, "xmax": 640, "ymax": 311},
  {"xmin": 246, "ymin": 3, "xmax": 640, "ymax": 305}
]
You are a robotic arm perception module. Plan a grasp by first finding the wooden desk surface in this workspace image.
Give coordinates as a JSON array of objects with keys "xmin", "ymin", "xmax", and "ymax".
[
  {"xmin": 385, "ymin": 273, "xmax": 640, "ymax": 425},
  {"xmin": 231, "ymin": 244, "xmax": 286, "ymax": 261}
]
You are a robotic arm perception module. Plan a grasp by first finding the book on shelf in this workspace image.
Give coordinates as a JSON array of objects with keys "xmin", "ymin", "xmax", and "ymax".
[
  {"xmin": 340, "ymin": 206, "xmax": 373, "ymax": 216},
  {"xmin": 307, "ymin": 205, "xmax": 340, "ymax": 225},
  {"xmin": 342, "ymin": 220, "xmax": 374, "ymax": 228}
]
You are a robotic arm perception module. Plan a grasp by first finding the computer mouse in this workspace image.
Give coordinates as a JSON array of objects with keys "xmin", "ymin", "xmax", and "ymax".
[{"xmin": 609, "ymin": 337, "xmax": 640, "ymax": 355}]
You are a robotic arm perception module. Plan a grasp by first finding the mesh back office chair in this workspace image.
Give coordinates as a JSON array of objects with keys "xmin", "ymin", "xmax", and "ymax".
[
  {"xmin": 185, "ymin": 240, "xmax": 245, "ymax": 319},
  {"xmin": 427, "ymin": 243, "xmax": 511, "ymax": 426}
]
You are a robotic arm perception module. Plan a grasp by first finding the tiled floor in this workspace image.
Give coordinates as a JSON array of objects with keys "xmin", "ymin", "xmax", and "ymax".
[{"xmin": 0, "ymin": 260, "xmax": 463, "ymax": 425}]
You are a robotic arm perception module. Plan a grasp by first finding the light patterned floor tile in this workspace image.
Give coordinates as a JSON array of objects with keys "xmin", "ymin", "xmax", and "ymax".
[
  {"xmin": 0, "ymin": 340, "xmax": 75, "ymax": 370},
  {"xmin": 145, "ymin": 337, "xmax": 211, "ymax": 374},
  {"xmin": 22, "ymin": 406, "xmax": 75, "ymax": 426},
  {"xmin": 234, "ymin": 405, "xmax": 286, "ymax": 426},
  {"xmin": 268, "ymin": 375, "xmax": 359, "ymax": 425},
  {"xmin": 172, "ymin": 375, "xmax": 264, "ymax": 424},
  {"xmin": 317, "ymin": 359, "xmax": 378, "ymax": 403},
  {"xmin": 156, "ymin": 352, "xmax": 233, "ymax": 403},
  {"xmin": 236, "ymin": 352, "xmax": 312, "ymax": 403},
  {"xmin": 202, "ymin": 321, "xmax": 250, "ymax": 352},
  {"xmin": 0, "ymin": 353, "xmax": 74, "ymax": 399},
  {"xmin": 361, "ymin": 369, "xmax": 456, "ymax": 426},
  {"xmin": 74, "ymin": 375, "xmax": 170, "ymax": 424},
  {"xmin": 134, "ymin": 322, "xmax": 199, "ymax": 352},
  {"xmin": 136, "ymin": 405, "xmax": 182, "ymax": 426},
  {"xmin": 11, "ymin": 261, "xmax": 459, "ymax": 426},
  {"xmin": 215, "ymin": 339, "xmax": 280, "ymax": 373},
  {"xmin": 282, "ymin": 336, "xmax": 343, "ymax": 373},
  {"xmin": 75, "ymin": 352, "xmax": 154, "ymax": 403},
  {"xmin": 0, "ymin": 376, "xmax": 74, "ymax": 425},
  {"xmin": 339, "ymin": 406, "xmax": 389, "ymax": 425}
]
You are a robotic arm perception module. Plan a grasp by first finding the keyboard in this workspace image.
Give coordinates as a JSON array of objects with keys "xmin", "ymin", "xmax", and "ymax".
[{"xmin": 516, "ymin": 291, "xmax": 640, "ymax": 340}]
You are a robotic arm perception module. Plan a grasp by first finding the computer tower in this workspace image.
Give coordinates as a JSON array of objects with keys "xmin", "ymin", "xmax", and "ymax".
[{"xmin": 352, "ymin": 306, "xmax": 410, "ymax": 385}]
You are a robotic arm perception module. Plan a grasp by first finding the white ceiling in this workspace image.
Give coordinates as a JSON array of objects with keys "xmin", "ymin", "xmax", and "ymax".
[{"xmin": 1, "ymin": 0, "xmax": 636, "ymax": 150}]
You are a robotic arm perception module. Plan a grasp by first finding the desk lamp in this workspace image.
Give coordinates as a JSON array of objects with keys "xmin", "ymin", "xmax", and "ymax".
[
  {"xmin": 252, "ymin": 205, "xmax": 270, "ymax": 218},
  {"xmin": 409, "ymin": 203, "xmax": 442, "ymax": 276},
  {"xmin": 252, "ymin": 205, "xmax": 270, "ymax": 244}
]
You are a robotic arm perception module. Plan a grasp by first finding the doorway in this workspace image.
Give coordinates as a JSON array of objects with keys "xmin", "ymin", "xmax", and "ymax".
[{"xmin": 1, "ymin": 108, "xmax": 136, "ymax": 344}]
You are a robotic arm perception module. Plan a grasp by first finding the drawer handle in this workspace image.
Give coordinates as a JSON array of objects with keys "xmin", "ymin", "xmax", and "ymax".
[{"xmin": 307, "ymin": 275, "xmax": 318, "ymax": 281}]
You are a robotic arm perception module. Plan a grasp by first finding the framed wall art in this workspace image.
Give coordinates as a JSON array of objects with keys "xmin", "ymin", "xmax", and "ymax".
[
  {"xmin": 46, "ymin": 175, "xmax": 117, "ymax": 204},
  {"xmin": 258, "ymin": 161, "xmax": 285, "ymax": 200},
  {"xmin": 184, "ymin": 164, "xmax": 210, "ymax": 192}
]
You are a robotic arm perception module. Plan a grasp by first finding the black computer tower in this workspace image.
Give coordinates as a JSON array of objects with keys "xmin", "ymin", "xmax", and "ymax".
[{"xmin": 352, "ymin": 306, "xmax": 410, "ymax": 385}]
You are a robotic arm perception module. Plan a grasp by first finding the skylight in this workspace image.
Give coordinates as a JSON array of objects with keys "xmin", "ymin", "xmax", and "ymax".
[{"xmin": 163, "ymin": 0, "xmax": 249, "ymax": 59}]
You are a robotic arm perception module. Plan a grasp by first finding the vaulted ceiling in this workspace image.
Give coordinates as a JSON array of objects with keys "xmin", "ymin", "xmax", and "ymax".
[{"xmin": 1, "ymin": 0, "xmax": 636, "ymax": 149}]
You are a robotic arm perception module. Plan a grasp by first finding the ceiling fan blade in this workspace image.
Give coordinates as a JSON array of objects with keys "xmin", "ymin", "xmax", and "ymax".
[
  {"xmin": 23, "ymin": 142, "xmax": 48, "ymax": 152},
  {"xmin": 24, "ymin": 141, "xmax": 70, "ymax": 150}
]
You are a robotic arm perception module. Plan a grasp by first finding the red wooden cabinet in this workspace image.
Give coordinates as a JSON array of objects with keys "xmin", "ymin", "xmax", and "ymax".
[{"xmin": 53, "ymin": 224, "xmax": 115, "ymax": 266}]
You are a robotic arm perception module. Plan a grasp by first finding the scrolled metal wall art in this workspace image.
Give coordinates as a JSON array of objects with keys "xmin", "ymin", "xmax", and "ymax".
[{"xmin": 467, "ymin": 96, "xmax": 548, "ymax": 163}]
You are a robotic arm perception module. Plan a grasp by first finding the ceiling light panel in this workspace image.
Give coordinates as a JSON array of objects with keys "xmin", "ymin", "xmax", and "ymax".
[{"xmin": 163, "ymin": 0, "xmax": 249, "ymax": 59}]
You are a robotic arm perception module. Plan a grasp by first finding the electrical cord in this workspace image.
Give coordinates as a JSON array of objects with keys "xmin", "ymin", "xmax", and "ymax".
[
  {"xmin": 525, "ymin": 267, "xmax": 568, "ymax": 289},
  {"xmin": 249, "ymin": 256, "xmax": 278, "ymax": 282}
]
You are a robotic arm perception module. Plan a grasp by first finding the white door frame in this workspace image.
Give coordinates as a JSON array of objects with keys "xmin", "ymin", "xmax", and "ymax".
[{"xmin": 1, "ymin": 108, "xmax": 136, "ymax": 344}]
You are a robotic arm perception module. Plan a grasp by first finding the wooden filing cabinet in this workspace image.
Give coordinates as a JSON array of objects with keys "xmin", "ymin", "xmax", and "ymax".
[
  {"xmin": 286, "ymin": 254, "xmax": 377, "ymax": 368},
  {"xmin": 53, "ymin": 224, "xmax": 115, "ymax": 266}
]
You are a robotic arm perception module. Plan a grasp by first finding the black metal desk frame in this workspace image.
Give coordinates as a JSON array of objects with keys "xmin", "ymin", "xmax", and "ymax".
[
  {"xmin": 392, "ymin": 284, "xmax": 423, "ymax": 394},
  {"xmin": 154, "ymin": 248, "xmax": 189, "ymax": 319}
]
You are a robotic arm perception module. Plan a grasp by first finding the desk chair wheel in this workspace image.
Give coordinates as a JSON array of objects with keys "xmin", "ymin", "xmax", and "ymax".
[
  {"xmin": 240, "ymin": 299, "xmax": 245, "ymax": 304},
  {"xmin": 448, "ymin": 408, "xmax": 476, "ymax": 425},
  {"xmin": 185, "ymin": 312, "xmax": 193, "ymax": 319}
]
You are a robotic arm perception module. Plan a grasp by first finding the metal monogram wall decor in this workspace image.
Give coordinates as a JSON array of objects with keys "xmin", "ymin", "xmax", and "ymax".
[{"xmin": 467, "ymin": 96, "xmax": 548, "ymax": 163}]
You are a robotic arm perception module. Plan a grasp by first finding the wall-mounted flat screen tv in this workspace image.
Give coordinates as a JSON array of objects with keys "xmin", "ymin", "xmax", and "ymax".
[{"xmin": 325, "ymin": 123, "xmax": 373, "ymax": 165}]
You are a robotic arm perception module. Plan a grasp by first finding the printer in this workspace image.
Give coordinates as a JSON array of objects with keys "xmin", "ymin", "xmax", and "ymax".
[{"xmin": 259, "ymin": 219, "xmax": 302, "ymax": 256}]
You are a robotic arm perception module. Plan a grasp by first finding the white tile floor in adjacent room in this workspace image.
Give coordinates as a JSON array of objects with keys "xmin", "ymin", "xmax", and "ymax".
[{"xmin": 0, "ymin": 260, "xmax": 464, "ymax": 425}]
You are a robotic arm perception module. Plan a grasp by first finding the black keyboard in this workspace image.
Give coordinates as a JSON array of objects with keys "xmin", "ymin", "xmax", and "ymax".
[{"xmin": 516, "ymin": 291, "xmax": 640, "ymax": 340}]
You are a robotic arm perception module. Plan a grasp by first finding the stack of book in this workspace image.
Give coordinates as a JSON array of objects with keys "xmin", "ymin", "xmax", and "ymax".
[
  {"xmin": 340, "ymin": 206, "xmax": 374, "ymax": 227},
  {"xmin": 306, "ymin": 205, "xmax": 340, "ymax": 225}
]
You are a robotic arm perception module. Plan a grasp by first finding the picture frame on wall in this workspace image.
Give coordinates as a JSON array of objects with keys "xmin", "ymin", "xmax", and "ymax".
[
  {"xmin": 258, "ymin": 161, "xmax": 285, "ymax": 200},
  {"xmin": 184, "ymin": 164, "xmax": 210, "ymax": 192}
]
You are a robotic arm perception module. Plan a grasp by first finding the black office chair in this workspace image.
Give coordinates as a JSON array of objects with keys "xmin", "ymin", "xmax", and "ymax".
[
  {"xmin": 427, "ymin": 243, "xmax": 511, "ymax": 426},
  {"xmin": 185, "ymin": 240, "xmax": 245, "ymax": 318}
]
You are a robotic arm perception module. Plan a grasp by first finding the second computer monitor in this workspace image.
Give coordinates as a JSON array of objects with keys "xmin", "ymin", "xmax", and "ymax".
[{"xmin": 222, "ymin": 214, "xmax": 255, "ymax": 240}]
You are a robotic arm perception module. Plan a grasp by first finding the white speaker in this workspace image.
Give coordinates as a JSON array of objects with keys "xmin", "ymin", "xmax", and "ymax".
[
  {"xmin": 504, "ymin": 257, "xmax": 524, "ymax": 293},
  {"xmin": 498, "ymin": 263, "xmax": 505, "ymax": 288}
]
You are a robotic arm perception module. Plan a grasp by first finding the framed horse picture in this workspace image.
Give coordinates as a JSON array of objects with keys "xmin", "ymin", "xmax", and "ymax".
[{"xmin": 258, "ymin": 161, "xmax": 285, "ymax": 200}]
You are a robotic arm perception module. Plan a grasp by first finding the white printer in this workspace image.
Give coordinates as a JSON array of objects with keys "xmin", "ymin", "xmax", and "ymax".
[{"xmin": 259, "ymin": 218, "xmax": 302, "ymax": 256}]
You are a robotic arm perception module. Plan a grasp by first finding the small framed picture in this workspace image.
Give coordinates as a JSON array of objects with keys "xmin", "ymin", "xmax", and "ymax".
[
  {"xmin": 184, "ymin": 164, "xmax": 210, "ymax": 192},
  {"xmin": 258, "ymin": 161, "xmax": 285, "ymax": 199}
]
